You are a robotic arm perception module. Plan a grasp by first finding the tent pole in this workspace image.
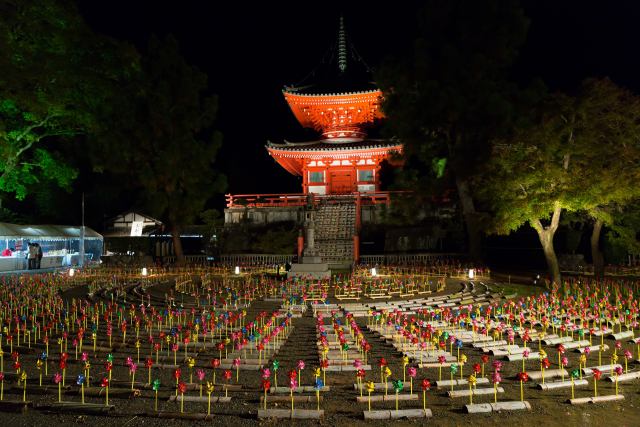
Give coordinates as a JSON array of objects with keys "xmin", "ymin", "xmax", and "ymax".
[{"xmin": 79, "ymin": 192, "xmax": 85, "ymax": 268}]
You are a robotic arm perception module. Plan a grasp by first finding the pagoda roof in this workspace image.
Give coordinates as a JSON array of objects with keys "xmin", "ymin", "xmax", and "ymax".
[
  {"xmin": 266, "ymin": 139, "xmax": 402, "ymax": 176},
  {"xmin": 283, "ymin": 17, "xmax": 378, "ymax": 97},
  {"xmin": 266, "ymin": 139, "xmax": 400, "ymax": 153}
]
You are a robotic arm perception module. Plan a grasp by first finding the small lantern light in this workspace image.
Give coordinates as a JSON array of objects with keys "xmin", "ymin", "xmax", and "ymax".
[
  {"xmin": 235, "ymin": 266, "xmax": 240, "ymax": 275},
  {"xmin": 69, "ymin": 268, "xmax": 75, "ymax": 277},
  {"xmin": 371, "ymin": 267, "xmax": 377, "ymax": 277},
  {"xmin": 468, "ymin": 269, "xmax": 475, "ymax": 280},
  {"xmin": 142, "ymin": 267, "xmax": 148, "ymax": 276}
]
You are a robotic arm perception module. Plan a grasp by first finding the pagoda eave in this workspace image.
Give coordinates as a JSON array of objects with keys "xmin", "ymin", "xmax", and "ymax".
[
  {"xmin": 283, "ymin": 89, "xmax": 384, "ymax": 133},
  {"xmin": 266, "ymin": 144, "xmax": 403, "ymax": 162},
  {"xmin": 266, "ymin": 150, "xmax": 304, "ymax": 175}
]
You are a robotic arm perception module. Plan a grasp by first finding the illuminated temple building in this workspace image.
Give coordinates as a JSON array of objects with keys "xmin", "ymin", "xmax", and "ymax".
[{"xmin": 225, "ymin": 18, "xmax": 404, "ymax": 266}]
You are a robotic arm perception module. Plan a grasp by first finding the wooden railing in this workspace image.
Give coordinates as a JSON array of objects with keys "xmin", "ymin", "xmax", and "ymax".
[
  {"xmin": 225, "ymin": 191, "xmax": 409, "ymax": 209},
  {"xmin": 359, "ymin": 253, "xmax": 468, "ymax": 266}
]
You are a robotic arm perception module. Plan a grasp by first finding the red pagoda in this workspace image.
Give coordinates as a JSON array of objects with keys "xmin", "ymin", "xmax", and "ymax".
[{"xmin": 266, "ymin": 17, "xmax": 402, "ymax": 195}]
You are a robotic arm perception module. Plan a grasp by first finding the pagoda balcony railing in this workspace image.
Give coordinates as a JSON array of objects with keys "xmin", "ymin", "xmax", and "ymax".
[{"xmin": 225, "ymin": 191, "xmax": 411, "ymax": 209}]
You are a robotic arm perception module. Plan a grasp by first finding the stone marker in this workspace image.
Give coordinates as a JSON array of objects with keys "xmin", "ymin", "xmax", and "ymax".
[
  {"xmin": 257, "ymin": 409, "xmax": 324, "ymax": 419},
  {"xmin": 363, "ymin": 409, "xmax": 432, "ymax": 419},
  {"xmin": 606, "ymin": 371, "xmax": 640, "ymax": 382},
  {"xmin": 169, "ymin": 395, "xmax": 231, "ymax": 403},
  {"xmin": 356, "ymin": 394, "xmax": 418, "ymax": 403},
  {"xmin": 527, "ymin": 369, "xmax": 568, "ymax": 381},
  {"xmin": 569, "ymin": 394, "xmax": 624, "ymax": 405},
  {"xmin": 582, "ymin": 364, "xmax": 622, "ymax": 376},
  {"xmin": 448, "ymin": 387, "xmax": 504, "ymax": 398},
  {"xmin": 537, "ymin": 379, "xmax": 588, "ymax": 390}
]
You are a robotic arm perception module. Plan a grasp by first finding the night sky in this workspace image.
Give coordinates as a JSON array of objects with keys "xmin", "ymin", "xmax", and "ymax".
[{"xmin": 78, "ymin": 0, "xmax": 640, "ymax": 215}]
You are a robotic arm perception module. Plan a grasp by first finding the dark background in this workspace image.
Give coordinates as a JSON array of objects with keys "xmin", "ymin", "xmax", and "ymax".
[{"xmin": 74, "ymin": 0, "xmax": 640, "ymax": 227}]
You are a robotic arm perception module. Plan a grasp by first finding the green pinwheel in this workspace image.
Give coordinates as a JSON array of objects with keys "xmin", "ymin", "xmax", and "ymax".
[
  {"xmin": 569, "ymin": 368, "xmax": 580, "ymax": 400},
  {"xmin": 392, "ymin": 379, "xmax": 404, "ymax": 411},
  {"xmin": 449, "ymin": 363, "xmax": 458, "ymax": 391},
  {"xmin": 152, "ymin": 379, "xmax": 161, "ymax": 411},
  {"xmin": 272, "ymin": 359, "xmax": 280, "ymax": 388},
  {"xmin": 106, "ymin": 353, "xmax": 114, "ymax": 363}
]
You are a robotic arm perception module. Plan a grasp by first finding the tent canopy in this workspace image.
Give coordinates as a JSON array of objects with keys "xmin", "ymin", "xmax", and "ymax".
[{"xmin": 0, "ymin": 223, "xmax": 102, "ymax": 240}]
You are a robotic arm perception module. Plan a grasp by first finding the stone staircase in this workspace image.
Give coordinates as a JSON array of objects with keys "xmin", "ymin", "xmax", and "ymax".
[{"xmin": 314, "ymin": 197, "xmax": 356, "ymax": 264}]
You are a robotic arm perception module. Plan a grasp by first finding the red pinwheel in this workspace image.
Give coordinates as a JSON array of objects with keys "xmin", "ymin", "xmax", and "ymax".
[{"xmin": 592, "ymin": 368, "xmax": 602, "ymax": 381}]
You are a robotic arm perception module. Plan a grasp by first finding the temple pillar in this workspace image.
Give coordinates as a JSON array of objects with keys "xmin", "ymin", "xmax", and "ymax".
[
  {"xmin": 353, "ymin": 234, "xmax": 360, "ymax": 263},
  {"xmin": 297, "ymin": 231, "xmax": 304, "ymax": 259}
]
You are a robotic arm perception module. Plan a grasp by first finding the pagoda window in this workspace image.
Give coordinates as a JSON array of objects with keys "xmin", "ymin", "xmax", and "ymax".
[
  {"xmin": 309, "ymin": 171, "xmax": 325, "ymax": 183},
  {"xmin": 358, "ymin": 169, "xmax": 374, "ymax": 182}
]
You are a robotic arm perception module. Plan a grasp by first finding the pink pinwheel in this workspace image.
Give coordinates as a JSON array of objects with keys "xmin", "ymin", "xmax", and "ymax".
[
  {"xmin": 81, "ymin": 352, "xmax": 88, "ymax": 362},
  {"xmin": 125, "ymin": 356, "xmax": 133, "ymax": 367},
  {"xmin": 196, "ymin": 369, "xmax": 205, "ymax": 382},
  {"xmin": 491, "ymin": 371, "xmax": 502, "ymax": 384},
  {"xmin": 353, "ymin": 359, "xmax": 363, "ymax": 369},
  {"xmin": 261, "ymin": 368, "xmax": 271, "ymax": 379},
  {"xmin": 297, "ymin": 360, "xmax": 305, "ymax": 371},
  {"xmin": 584, "ymin": 346, "xmax": 591, "ymax": 355},
  {"xmin": 408, "ymin": 367, "xmax": 417, "ymax": 378},
  {"xmin": 492, "ymin": 360, "xmax": 503, "ymax": 371},
  {"xmin": 623, "ymin": 349, "xmax": 633, "ymax": 373},
  {"xmin": 53, "ymin": 372, "xmax": 62, "ymax": 384}
]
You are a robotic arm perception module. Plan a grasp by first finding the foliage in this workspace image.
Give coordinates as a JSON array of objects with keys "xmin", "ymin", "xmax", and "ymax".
[
  {"xmin": 91, "ymin": 35, "xmax": 226, "ymax": 258},
  {"xmin": 376, "ymin": 0, "xmax": 532, "ymax": 258},
  {"xmin": 479, "ymin": 78, "xmax": 640, "ymax": 233},
  {"xmin": 0, "ymin": 0, "xmax": 137, "ymax": 199},
  {"xmin": 477, "ymin": 78, "xmax": 640, "ymax": 280}
]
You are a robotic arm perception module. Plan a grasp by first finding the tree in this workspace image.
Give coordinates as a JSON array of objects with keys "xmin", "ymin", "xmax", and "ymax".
[
  {"xmin": 377, "ymin": 0, "xmax": 530, "ymax": 260},
  {"xmin": 0, "ymin": 0, "xmax": 137, "ymax": 200},
  {"xmin": 92, "ymin": 36, "xmax": 226, "ymax": 261},
  {"xmin": 477, "ymin": 79, "xmax": 640, "ymax": 284}
]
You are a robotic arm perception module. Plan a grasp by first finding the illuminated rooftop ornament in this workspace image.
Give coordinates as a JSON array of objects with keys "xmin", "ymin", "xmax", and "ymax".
[
  {"xmin": 337, "ymin": 16, "xmax": 347, "ymax": 73},
  {"xmin": 371, "ymin": 267, "xmax": 377, "ymax": 277},
  {"xmin": 142, "ymin": 267, "xmax": 148, "ymax": 276},
  {"xmin": 69, "ymin": 268, "xmax": 75, "ymax": 277},
  {"xmin": 468, "ymin": 269, "xmax": 475, "ymax": 280},
  {"xmin": 235, "ymin": 266, "xmax": 240, "ymax": 275}
]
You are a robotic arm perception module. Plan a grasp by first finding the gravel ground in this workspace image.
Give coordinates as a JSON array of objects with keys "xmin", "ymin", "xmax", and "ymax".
[{"xmin": 0, "ymin": 276, "xmax": 638, "ymax": 427}]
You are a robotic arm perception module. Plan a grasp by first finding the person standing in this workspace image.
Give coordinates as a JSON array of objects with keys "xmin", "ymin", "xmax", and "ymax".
[
  {"xmin": 36, "ymin": 243, "xmax": 43, "ymax": 269},
  {"xmin": 27, "ymin": 243, "xmax": 36, "ymax": 270}
]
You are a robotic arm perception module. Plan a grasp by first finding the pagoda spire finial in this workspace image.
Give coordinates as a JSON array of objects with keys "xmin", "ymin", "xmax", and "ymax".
[{"xmin": 337, "ymin": 15, "xmax": 347, "ymax": 73}]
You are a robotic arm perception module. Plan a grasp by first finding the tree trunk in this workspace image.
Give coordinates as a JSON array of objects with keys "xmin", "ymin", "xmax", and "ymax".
[
  {"xmin": 531, "ymin": 202, "xmax": 562, "ymax": 286},
  {"xmin": 171, "ymin": 225, "xmax": 185, "ymax": 263},
  {"xmin": 537, "ymin": 228, "xmax": 561, "ymax": 287},
  {"xmin": 591, "ymin": 219, "xmax": 605, "ymax": 279},
  {"xmin": 455, "ymin": 176, "xmax": 483, "ymax": 262}
]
